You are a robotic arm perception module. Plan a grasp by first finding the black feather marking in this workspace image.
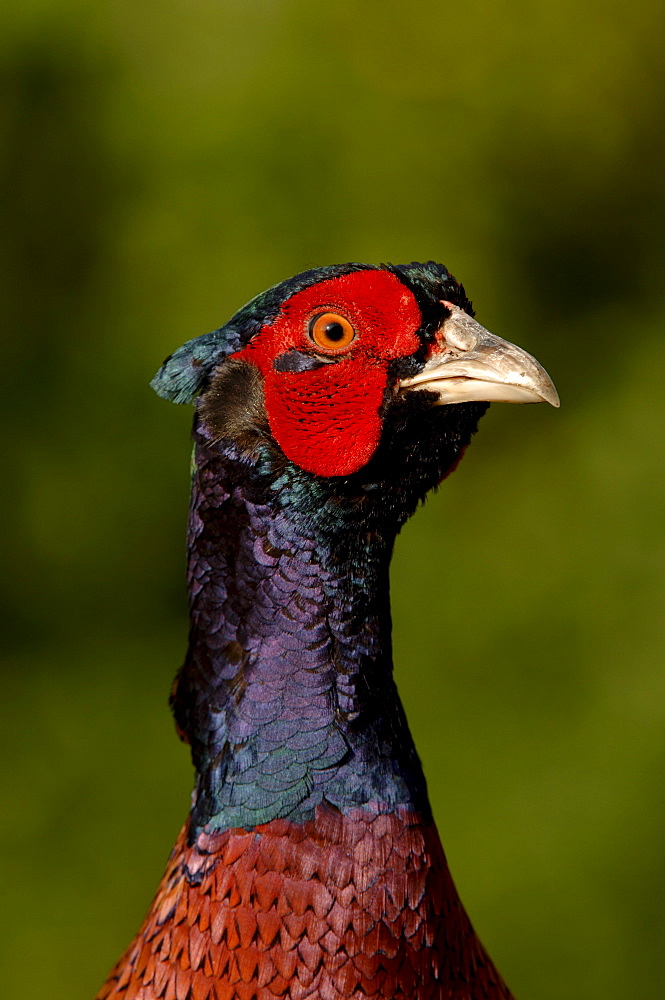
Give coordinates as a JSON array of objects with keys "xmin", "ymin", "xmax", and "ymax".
[{"xmin": 273, "ymin": 350, "xmax": 333, "ymax": 373}]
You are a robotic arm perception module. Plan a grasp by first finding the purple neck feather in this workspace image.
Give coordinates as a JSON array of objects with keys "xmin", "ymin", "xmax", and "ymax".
[{"xmin": 172, "ymin": 421, "xmax": 430, "ymax": 837}]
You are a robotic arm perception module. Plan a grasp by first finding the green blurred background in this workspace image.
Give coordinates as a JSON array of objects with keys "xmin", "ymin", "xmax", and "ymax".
[{"xmin": 2, "ymin": 1, "xmax": 664, "ymax": 997}]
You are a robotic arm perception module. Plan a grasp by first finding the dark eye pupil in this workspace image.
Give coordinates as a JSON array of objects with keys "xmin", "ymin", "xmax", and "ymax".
[{"xmin": 324, "ymin": 322, "xmax": 345, "ymax": 341}]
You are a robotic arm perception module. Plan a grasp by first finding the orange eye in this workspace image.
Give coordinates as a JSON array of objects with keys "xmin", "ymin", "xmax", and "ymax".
[{"xmin": 308, "ymin": 312, "xmax": 356, "ymax": 351}]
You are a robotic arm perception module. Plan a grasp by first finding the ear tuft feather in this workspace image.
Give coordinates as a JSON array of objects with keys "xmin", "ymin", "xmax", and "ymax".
[{"xmin": 150, "ymin": 325, "xmax": 244, "ymax": 404}]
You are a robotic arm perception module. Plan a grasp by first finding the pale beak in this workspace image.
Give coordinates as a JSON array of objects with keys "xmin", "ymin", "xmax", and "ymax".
[{"xmin": 399, "ymin": 303, "xmax": 560, "ymax": 407}]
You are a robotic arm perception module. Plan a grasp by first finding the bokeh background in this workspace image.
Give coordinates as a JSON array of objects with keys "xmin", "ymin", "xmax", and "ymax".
[{"xmin": 2, "ymin": 2, "xmax": 665, "ymax": 998}]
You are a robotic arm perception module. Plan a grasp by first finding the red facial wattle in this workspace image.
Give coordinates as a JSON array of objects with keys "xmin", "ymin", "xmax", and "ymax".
[{"xmin": 234, "ymin": 270, "xmax": 422, "ymax": 476}]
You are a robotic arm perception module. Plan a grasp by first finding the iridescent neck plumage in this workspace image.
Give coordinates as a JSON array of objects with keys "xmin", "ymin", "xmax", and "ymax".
[{"xmin": 173, "ymin": 421, "xmax": 430, "ymax": 838}]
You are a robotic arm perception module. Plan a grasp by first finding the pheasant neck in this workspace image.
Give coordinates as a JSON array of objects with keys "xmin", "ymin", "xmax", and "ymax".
[{"xmin": 175, "ymin": 422, "xmax": 430, "ymax": 837}]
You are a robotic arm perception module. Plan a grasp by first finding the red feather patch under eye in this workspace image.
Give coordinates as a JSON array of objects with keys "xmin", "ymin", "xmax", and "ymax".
[{"xmin": 235, "ymin": 271, "xmax": 422, "ymax": 476}]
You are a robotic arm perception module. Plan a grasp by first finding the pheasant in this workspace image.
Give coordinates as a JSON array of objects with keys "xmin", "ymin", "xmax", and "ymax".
[{"xmin": 97, "ymin": 262, "xmax": 558, "ymax": 1000}]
